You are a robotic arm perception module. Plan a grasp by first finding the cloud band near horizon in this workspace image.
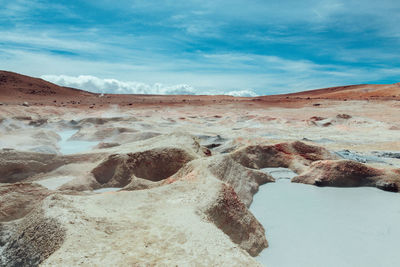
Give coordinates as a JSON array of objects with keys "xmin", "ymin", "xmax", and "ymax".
[{"xmin": 41, "ymin": 74, "xmax": 258, "ymax": 96}]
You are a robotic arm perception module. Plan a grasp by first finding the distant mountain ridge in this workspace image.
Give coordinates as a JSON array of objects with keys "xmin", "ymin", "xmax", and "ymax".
[{"xmin": 0, "ymin": 70, "xmax": 399, "ymax": 101}]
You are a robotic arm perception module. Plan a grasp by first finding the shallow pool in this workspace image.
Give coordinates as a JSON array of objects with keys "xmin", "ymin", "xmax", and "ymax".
[
  {"xmin": 93, "ymin": 187, "xmax": 121, "ymax": 193},
  {"xmin": 250, "ymin": 168, "xmax": 400, "ymax": 267},
  {"xmin": 36, "ymin": 175, "xmax": 75, "ymax": 190},
  {"xmin": 58, "ymin": 130, "xmax": 97, "ymax": 154}
]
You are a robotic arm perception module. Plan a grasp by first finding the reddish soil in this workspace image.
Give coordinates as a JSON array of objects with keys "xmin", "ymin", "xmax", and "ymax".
[{"xmin": 273, "ymin": 83, "xmax": 400, "ymax": 100}]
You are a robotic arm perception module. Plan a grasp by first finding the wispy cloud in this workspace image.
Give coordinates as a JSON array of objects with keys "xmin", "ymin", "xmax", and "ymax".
[
  {"xmin": 0, "ymin": 31, "xmax": 101, "ymax": 53},
  {"xmin": 0, "ymin": 0, "xmax": 399, "ymax": 94}
]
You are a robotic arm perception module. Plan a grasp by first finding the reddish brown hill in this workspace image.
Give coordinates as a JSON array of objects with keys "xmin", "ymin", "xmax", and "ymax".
[
  {"xmin": 0, "ymin": 71, "xmax": 95, "ymax": 102},
  {"xmin": 277, "ymin": 83, "xmax": 400, "ymax": 100}
]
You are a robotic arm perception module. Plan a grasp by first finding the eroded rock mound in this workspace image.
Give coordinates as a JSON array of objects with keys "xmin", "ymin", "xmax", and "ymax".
[
  {"xmin": 0, "ymin": 209, "xmax": 65, "ymax": 267},
  {"xmin": 232, "ymin": 141, "xmax": 338, "ymax": 173},
  {"xmin": 0, "ymin": 183, "xmax": 52, "ymax": 222},
  {"xmin": 293, "ymin": 160, "xmax": 400, "ymax": 192},
  {"xmin": 122, "ymin": 176, "xmax": 158, "ymax": 191},
  {"xmin": 91, "ymin": 148, "xmax": 196, "ymax": 187},
  {"xmin": 166, "ymin": 154, "xmax": 274, "ymax": 207},
  {"xmin": 0, "ymin": 151, "xmax": 62, "ymax": 183},
  {"xmin": 204, "ymin": 184, "xmax": 268, "ymax": 256},
  {"xmin": 86, "ymin": 133, "xmax": 211, "ymax": 190},
  {"xmin": 207, "ymin": 156, "xmax": 274, "ymax": 206},
  {"xmin": 0, "ymin": 150, "xmax": 105, "ymax": 184}
]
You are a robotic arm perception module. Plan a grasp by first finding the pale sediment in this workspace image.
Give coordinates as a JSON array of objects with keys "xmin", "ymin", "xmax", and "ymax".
[{"xmin": 1, "ymin": 94, "xmax": 400, "ymax": 266}]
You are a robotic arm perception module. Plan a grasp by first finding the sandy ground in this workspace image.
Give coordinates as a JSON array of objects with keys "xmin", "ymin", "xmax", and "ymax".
[
  {"xmin": 1, "ymin": 71, "xmax": 400, "ymax": 266},
  {"xmin": 2, "ymin": 98, "xmax": 400, "ymax": 162}
]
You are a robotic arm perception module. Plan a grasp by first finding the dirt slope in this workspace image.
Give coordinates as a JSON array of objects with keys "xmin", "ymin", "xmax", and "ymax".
[
  {"xmin": 0, "ymin": 71, "xmax": 94, "ymax": 102},
  {"xmin": 279, "ymin": 83, "xmax": 400, "ymax": 100}
]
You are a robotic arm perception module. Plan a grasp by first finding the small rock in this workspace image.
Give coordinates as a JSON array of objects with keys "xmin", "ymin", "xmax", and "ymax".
[
  {"xmin": 22, "ymin": 102, "xmax": 29, "ymax": 107},
  {"xmin": 376, "ymin": 180, "xmax": 398, "ymax": 192},
  {"xmin": 314, "ymin": 178, "xmax": 324, "ymax": 186},
  {"xmin": 94, "ymin": 142, "xmax": 120, "ymax": 149},
  {"xmin": 337, "ymin": 114, "xmax": 352, "ymax": 119},
  {"xmin": 373, "ymin": 152, "xmax": 400, "ymax": 159},
  {"xmin": 29, "ymin": 118, "xmax": 48, "ymax": 127},
  {"xmin": 309, "ymin": 116, "xmax": 325, "ymax": 121}
]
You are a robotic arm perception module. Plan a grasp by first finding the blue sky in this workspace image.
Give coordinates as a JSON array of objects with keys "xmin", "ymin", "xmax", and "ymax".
[{"xmin": 1, "ymin": 0, "xmax": 399, "ymax": 95}]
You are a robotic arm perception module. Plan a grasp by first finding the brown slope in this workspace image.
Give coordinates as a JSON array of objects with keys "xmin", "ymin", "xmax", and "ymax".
[
  {"xmin": 276, "ymin": 83, "xmax": 400, "ymax": 100},
  {"xmin": 0, "ymin": 70, "xmax": 95, "ymax": 101}
]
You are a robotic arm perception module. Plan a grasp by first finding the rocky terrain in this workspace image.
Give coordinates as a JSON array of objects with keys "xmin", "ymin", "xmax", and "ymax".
[{"xmin": 1, "ymin": 71, "xmax": 400, "ymax": 266}]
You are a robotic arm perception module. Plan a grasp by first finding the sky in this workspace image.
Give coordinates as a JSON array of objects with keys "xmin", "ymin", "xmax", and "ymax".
[{"xmin": 1, "ymin": 0, "xmax": 400, "ymax": 96}]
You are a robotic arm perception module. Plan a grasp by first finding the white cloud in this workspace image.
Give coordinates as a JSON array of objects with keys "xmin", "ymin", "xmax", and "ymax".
[
  {"xmin": 41, "ymin": 75, "xmax": 196, "ymax": 95},
  {"xmin": 225, "ymin": 90, "xmax": 258, "ymax": 97},
  {"xmin": 41, "ymin": 74, "xmax": 258, "ymax": 96}
]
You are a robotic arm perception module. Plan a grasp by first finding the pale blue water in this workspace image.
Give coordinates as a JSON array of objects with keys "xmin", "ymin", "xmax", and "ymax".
[
  {"xmin": 58, "ymin": 130, "xmax": 97, "ymax": 154},
  {"xmin": 93, "ymin": 187, "xmax": 121, "ymax": 193},
  {"xmin": 36, "ymin": 175, "xmax": 75, "ymax": 190},
  {"xmin": 251, "ymin": 168, "xmax": 400, "ymax": 267}
]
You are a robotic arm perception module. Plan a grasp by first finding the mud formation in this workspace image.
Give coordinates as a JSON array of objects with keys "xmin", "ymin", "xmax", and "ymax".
[
  {"xmin": 231, "ymin": 141, "xmax": 338, "ymax": 173},
  {"xmin": 1, "ymin": 72, "xmax": 400, "ymax": 266},
  {"xmin": 293, "ymin": 160, "xmax": 400, "ymax": 192}
]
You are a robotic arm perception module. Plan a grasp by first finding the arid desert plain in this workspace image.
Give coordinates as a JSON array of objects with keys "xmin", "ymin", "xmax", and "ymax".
[{"xmin": 1, "ymin": 71, "xmax": 400, "ymax": 266}]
